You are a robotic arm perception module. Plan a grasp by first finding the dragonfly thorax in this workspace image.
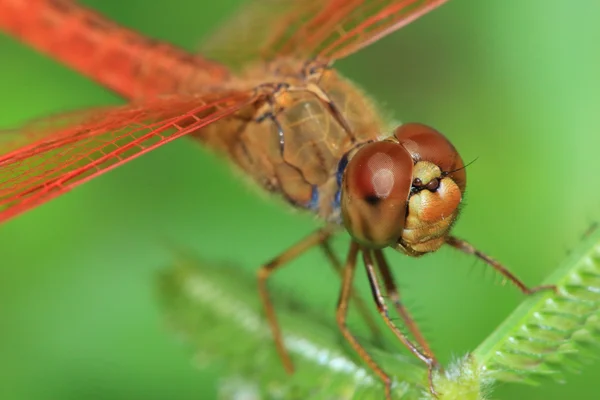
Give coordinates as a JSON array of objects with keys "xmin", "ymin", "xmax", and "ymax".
[
  {"xmin": 196, "ymin": 65, "xmax": 387, "ymax": 221},
  {"xmin": 340, "ymin": 123, "xmax": 466, "ymax": 256}
]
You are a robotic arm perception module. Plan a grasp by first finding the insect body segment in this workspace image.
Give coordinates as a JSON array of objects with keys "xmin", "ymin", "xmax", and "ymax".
[{"xmin": 192, "ymin": 63, "xmax": 385, "ymax": 221}]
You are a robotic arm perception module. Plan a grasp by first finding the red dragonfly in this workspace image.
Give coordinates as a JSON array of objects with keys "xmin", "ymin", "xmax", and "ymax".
[{"xmin": 0, "ymin": 1, "xmax": 555, "ymax": 398}]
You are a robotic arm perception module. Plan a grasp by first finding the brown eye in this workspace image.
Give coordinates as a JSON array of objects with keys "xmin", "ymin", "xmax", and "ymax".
[
  {"xmin": 394, "ymin": 123, "xmax": 466, "ymax": 192},
  {"xmin": 341, "ymin": 141, "xmax": 413, "ymax": 248}
]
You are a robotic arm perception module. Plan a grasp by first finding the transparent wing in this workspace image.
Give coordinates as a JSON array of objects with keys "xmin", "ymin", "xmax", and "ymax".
[
  {"xmin": 304, "ymin": 0, "xmax": 450, "ymax": 61},
  {"xmin": 0, "ymin": 91, "xmax": 256, "ymax": 223},
  {"xmin": 201, "ymin": 0, "xmax": 448, "ymax": 68}
]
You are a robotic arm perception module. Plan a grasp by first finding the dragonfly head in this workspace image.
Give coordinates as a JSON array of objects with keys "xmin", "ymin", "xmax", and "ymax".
[{"xmin": 340, "ymin": 123, "xmax": 466, "ymax": 255}]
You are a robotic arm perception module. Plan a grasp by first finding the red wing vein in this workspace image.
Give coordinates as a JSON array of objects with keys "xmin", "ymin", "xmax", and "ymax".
[
  {"xmin": 0, "ymin": 93, "xmax": 256, "ymax": 222},
  {"xmin": 201, "ymin": 0, "xmax": 448, "ymax": 66},
  {"xmin": 318, "ymin": 0, "xmax": 449, "ymax": 61}
]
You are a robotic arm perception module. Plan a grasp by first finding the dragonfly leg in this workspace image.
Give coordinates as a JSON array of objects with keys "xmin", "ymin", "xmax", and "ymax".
[
  {"xmin": 257, "ymin": 227, "xmax": 332, "ymax": 374},
  {"xmin": 320, "ymin": 240, "xmax": 384, "ymax": 345},
  {"xmin": 374, "ymin": 250, "xmax": 438, "ymax": 366},
  {"xmin": 362, "ymin": 250, "xmax": 440, "ymax": 397},
  {"xmin": 336, "ymin": 243, "xmax": 393, "ymax": 400},
  {"xmin": 446, "ymin": 236, "xmax": 558, "ymax": 295}
]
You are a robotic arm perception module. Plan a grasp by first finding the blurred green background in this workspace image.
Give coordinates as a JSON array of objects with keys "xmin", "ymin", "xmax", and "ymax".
[{"xmin": 1, "ymin": 0, "xmax": 599, "ymax": 399}]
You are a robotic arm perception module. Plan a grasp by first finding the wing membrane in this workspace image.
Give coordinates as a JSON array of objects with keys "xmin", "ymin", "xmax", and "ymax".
[
  {"xmin": 0, "ymin": 91, "xmax": 256, "ymax": 222},
  {"xmin": 201, "ymin": 0, "xmax": 448, "ymax": 67},
  {"xmin": 298, "ymin": 0, "xmax": 449, "ymax": 61}
]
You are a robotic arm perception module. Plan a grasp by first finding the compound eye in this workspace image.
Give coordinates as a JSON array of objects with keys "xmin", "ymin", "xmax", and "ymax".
[
  {"xmin": 394, "ymin": 123, "xmax": 466, "ymax": 192},
  {"xmin": 341, "ymin": 141, "xmax": 413, "ymax": 248}
]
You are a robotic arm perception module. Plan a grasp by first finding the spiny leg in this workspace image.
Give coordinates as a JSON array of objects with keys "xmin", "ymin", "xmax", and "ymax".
[
  {"xmin": 374, "ymin": 250, "xmax": 438, "ymax": 365},
  {"xmin": 446, "ymin": 236, "xmax": 557, "ymax": 294},
  {"xmin": 363, "ymin": 250, "xmax": 439, "ymax": 397},
  {"xmin": 336, "ymin": 243, "xmax": 393, "ymax": 400},
  {"xmin": 257, "ymin": 228, "xmax": 332, "ymax": 374},
  {"xmin": 320, "ymin": 240, "xmax": 383, "ymax": 344}
]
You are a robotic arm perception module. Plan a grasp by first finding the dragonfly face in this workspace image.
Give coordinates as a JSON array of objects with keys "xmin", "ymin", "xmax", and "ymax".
[{"xmin": 341, "ymin": 123, "xmax": 466, "ymax": 255}]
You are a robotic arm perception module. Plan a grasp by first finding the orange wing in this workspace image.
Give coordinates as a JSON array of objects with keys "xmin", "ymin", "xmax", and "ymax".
[
  {"xmin": 201, "ymin": 0, "xmax": 448, "ymax": 68},
  {"xmin": 0, "ymin": 91, "xmax": 257, "ymax": 223}
]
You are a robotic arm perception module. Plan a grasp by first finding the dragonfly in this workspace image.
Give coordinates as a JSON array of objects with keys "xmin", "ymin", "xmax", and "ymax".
[{"xmin": 0, "ymin": 0, "xmax": 556, "ymax": 398}]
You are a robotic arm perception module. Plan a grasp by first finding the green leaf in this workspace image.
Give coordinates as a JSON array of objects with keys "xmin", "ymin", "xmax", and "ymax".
[{"xmin": 474, "ymin": 225, "xmax": 600, "ymax": 383}]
